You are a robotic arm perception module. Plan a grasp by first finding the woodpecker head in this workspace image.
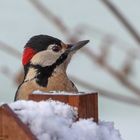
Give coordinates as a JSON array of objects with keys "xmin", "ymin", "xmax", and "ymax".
[{"xmin": 22, "ymin": 35, "xmax": 89, "ymax": 75}]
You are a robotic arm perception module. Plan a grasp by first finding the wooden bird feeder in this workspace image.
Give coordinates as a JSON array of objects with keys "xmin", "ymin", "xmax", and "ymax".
[{"xmin": 0, "ymin": 92, "xmax": 98, "ymax": 140}]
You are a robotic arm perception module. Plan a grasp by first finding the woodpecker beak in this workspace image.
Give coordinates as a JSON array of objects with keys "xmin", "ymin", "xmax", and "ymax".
[{"xmin": 66, "ymin": 40, "xmax": 89, "ymax": 53}]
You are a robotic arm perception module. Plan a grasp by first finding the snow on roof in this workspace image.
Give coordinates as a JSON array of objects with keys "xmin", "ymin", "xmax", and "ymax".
[{"xmin": 9, "ymin": 100, "xmax": 123, "ymax": 140}]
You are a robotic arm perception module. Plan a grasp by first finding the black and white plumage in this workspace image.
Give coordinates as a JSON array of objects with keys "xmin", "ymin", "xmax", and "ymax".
[{"xmin": 14, "ymin": 35, "xmax": 89, "ymax": 100}]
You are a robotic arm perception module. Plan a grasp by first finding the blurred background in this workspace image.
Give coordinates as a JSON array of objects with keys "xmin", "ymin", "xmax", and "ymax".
[{"xmin": 0, "ymin": 0, "xmax": 140, "ymax": 139}]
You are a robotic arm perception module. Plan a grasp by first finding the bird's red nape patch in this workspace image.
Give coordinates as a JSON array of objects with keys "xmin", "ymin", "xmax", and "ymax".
[{"xmin": 22, "ymin": 47, "xmax": 37, "ymax": 65}]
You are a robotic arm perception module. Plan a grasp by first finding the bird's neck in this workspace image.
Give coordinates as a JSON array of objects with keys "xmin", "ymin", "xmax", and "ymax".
[
  {"xmin": 24, "ymin": 64, "xmax": 68, "ymax": 87},
  {"xmin": 24, "ymin": 52, "xmax": 70, "ymax": 87}
]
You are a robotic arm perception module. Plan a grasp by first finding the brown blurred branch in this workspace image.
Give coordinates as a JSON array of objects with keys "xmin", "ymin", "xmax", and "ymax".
[
  {"xmin": 83, "ymin": 48, "xmax": 140, "ymax": 96},
  {"xmin": 71, "ymin": 76, "xmax": 140, "ymax": 106},
  {"xmin": 96, "ymin": 36, "xmax": 112, "ymax": 64},
  {"xmin": 75, "ymin": 24, "xmax": 140, "ymax": 60},
  {"xmin": 0, "ymin": 66, "xmax": 13, "ymax": 79},
  {"xmin": 0, "ymin": 66, "xmax": 23, "ymax": 86},
  {"xmin": 121, "ymin": 53, "xmax": 135, "ymax": 77},
  {"xmin": 101, "ymin": 0, "xmax": 140, "ymax": 45},
  {"xmin": 27, "ymin": 0, "xmax": 78, "ymax": 42},
  {"xmin": 28, "ymin": 0, "xmax": 70, "ymax": 37},
  {"xmin": 27, "ymin": 0, "xmax": 140, "ymax": 97},
  {"xmin": 0, "ymin": 41, "xmax": 21, "ymax": 59}
]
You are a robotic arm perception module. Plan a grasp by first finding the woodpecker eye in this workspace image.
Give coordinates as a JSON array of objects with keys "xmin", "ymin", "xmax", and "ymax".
[{"xmin": 52, "ymin": 45, "xmax": 61, "ymax": 52}]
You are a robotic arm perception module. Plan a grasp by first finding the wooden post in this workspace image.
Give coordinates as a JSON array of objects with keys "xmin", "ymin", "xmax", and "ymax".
[
  {"xmin": 0, "ymin": 104, "xmax": 37, "ymax": 140},
  {"xmin": 0, "ymin": 92, "xmax": 98, "ymax": 139},
  {"xmin": 29, "ymin": 92, "xmax": 98, "ymax": 122}
]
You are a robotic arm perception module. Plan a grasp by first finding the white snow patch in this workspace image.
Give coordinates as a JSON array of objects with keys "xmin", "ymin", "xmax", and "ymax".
[
  {"xmin": 33, "ymin": 90, "xmax": 96, "ymax": 95},
  {"xmin": 9, "ymin": 100, "xmax": 123, "ymax": 140}
]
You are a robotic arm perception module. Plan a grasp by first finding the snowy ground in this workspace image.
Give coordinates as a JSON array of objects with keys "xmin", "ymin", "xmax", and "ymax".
[{"xmin": 7, "ymin": 100, "xmax": 123, "ymax": 140}]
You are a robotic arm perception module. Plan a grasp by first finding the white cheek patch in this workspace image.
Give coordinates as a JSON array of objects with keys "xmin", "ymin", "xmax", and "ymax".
[
  {"xmin": 30, "ymin": 50, "xmax": 63, "ymax": 66},
  {"xmin": 24, "ymin": 68, "xmax": 37, "ymax": 81}
]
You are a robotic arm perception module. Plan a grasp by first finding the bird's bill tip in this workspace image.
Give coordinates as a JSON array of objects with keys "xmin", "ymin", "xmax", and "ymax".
[{"xmin": 67, "ymin": 40, "xmax": 89, "ymax": 53}]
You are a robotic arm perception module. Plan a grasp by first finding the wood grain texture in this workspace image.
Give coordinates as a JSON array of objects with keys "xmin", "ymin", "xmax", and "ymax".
[{"xmin": 0, "ymin": 104, "xmax": 37, "ymax": 140}]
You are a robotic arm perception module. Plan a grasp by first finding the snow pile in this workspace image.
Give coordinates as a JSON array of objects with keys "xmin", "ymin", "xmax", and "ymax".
[{"xmin": 9, "ymin": 100, "xmax": 123, "ymax": 140}]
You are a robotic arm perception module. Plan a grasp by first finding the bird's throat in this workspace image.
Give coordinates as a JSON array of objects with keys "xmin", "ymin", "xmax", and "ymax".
[
  {"xmin": 24, "ymin": 52, "xmax": 68, "ymax": 87},
  {"xmin": 24, "ymin": 64, "xmax": 68, "ymax": 88}
]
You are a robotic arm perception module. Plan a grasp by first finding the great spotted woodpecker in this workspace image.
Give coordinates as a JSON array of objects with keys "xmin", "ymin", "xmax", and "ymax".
[{"xmin": 14, "ymin": 35, "xmax": 89, "ymax": 100}]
